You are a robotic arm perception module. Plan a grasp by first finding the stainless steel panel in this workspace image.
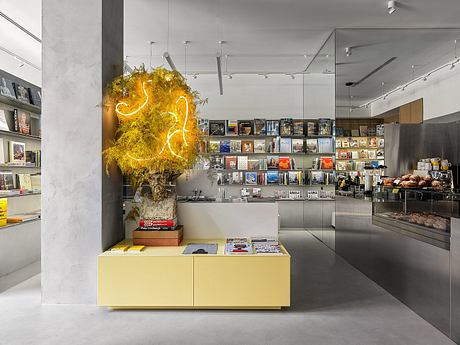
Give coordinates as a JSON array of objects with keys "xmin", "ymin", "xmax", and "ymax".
[
  {"xmin": 335, "ymin": 195, "xmax": 451, "ymax": 337},
  {"xmin": 451, "ymin": 217, "xmax": 460, "ymax": 342}
]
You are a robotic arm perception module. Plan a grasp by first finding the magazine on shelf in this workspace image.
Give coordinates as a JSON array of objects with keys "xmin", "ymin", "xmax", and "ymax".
[
  {"xmin": 209, "ymin": 120, "xmax": 226, "ymax": 135},
  {"xmin": 266, "ymin": 120, "xmax": 279, "ymax": 136},
  {"xmin": 244, "ymin": 171, "xmax": 258, "ymax": 185},
  {"xmin": 231, "ymin": 172, "xmax": 243, "ymax": 184},
  {"xmin": 198, "ymin": 140, "xmax": 207, "ymax": 154},
  {"xmin": 9, "ymin": 141, "xmax": 25, "ymax": 165},
  {"xmin": 226, "ymin": 120, "xmax": 238, "ymax": 135},
  {"xmin": 368, "ymin": 150, "xmax": 377, "ymax": 159},
  {"xmin": 230, "ymin": 140, "xmax": 241, "ymax": 153},
  {"xmin": 368, "ymin": 137, "xmax": 378, "ymax": 147},
  {"xmin": 241, "ymin": 140, "xmax": 254, "ymax": 153},
  {"xmin": 293, "ymin": 119, "xmax": 304, "ymax": 136},
  {"xmin": 376, "ymin": 124, "xmax": 385, "ymax": 136},
  {"xmin": 0, "ymin": 77, "xmax": 16, "ymax": 98},
  {"xmin": 278, "ymin": 157, "xmax": 291, "ymax": 170},
  {"xmin": 238, "ymin": 120, "xmax": 254, "ymax": 135},
  {"xmin": 359, "ymin": 126, "xmax": 368, "ymax": 137},
  {"xmin": 318, "ymin": 119, "xmax": 332, "ymax": 135},
  {"xmin": 280, "ymin": 118, "xmax": 293, "ymax": 135},
  {"xmin": 208, "ymin": 140, "xmax": 220, "ymax": 153},
  {"xmin": 267, "ymin": 137, "xmax": 280, "ymax": 153},
  {"xmin": 376, "ymin": 149, "xmax": 384, "ymax": 159},
  {"xmin": 292, "ymin": 138, "xmax": 304, "ymax": 153},
  {"xmin": 13, "ymin": 83, "xmax": 31, "ymax": 104},
  {"xmin": 359, "ymin": 149, "xmax": 368, "ymax": 159},
  {"xmin": 237, "ymin": 156, "xmax": 248, "ymax": 170},
  {"xmin": 28, "ymin": 88, "xmax": 41, "ymax": 107},
  {"xmin": 0, "ymin": 110, "xmax": 9, "ymax": 131},
  {"xmin": 267, "ymin": 155, "xmax": 279, "ymax": 169},
  {"xmin": 279, "ymin": 137, "xmax": 292, "ymax": 153},
  {"xmin": 266, "ymin": 171, "xmax": 279, "ymax": 184},
  {"xmin": 225, "ymin": 156, "xmax": 237, "ymax": 169},
  {"xmin": 320, "ymin": 156, "xmax": 334, "ymax": 170},
  {"xmin": 220, "ymin": 140, "xmax": 230, "ymax": 153},
  {"xmin": 306, "ymin": 139, "xmax": 318, "ymax": 153},
  {"xmin": 317, "ymin": 137, "xmax": 333, "ymax": 153},
  {"xmin": 198, "ymin": 118, "xmax": 209, "ymax": 135},
  {"xmin": 253, "ymin": 139, "xmax": 266, "ymax": 153},
  {"xmin": 253, "ymin": 119, "xmax": 266, "ymax": 135},
  {"xmin": 247, "ymin": 158, "xmax": 261, "ymax": 170},
  {"xmin": 288, "ymin": 171, "xmax": 301, "ymax": 185},
  {"xmin": 209, "ymin": 155, "xmax": 224, "ymax": 170},
  {"xmin": 0, "ymin": 171, "xmax": 14, "ymax": 190},
  {"xmin": 378, "ymin": 138, "xmax": 385, "ymax": 148},
  {"xmin": 310, "ymin": 171, "xmax": 325, "ymax": 185},
  {"xmin": 307, "ymin": 121, "xmax": 317, "ymax": 136}
]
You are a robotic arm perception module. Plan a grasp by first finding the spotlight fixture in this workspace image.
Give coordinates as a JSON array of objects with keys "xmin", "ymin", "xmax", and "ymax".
[
  {"xmin": 290, "ymin": 74, "xmax": 295, "ymax": 79},
  {"xmin": 14, "ymin": 56, "xmax": 24, "ymax": 67},
  {"xmin": 216, "ymin": 53, "xmax": 223, "ymax": 95},
  {"xmin": 163, "ymin": 52, "xmax": 177, "ymax": 72},
  {"xmin": 192, "ymin": 74, "xmax": 198, "ymax": 79},
  {"xmin": 345, "ymin": 47, "xmax": 352, "ymax": 57},
  {"xmin": 423, "ymin": 75, "xmax": 428, "ymax": 81},
  {"xmin": 387, "ymin": 0, "xmax": 397, "ymax": 14},
  {"xmin": 227, "ymin": 74, "xmax": 233, "ymax": 79},
  {"xmin": 451, "ymin": 63, "xmax": 456, "ymax": 70},
  {"xmin": 263, "ymin": 74, "xmax": 268, "ymax": 79}
]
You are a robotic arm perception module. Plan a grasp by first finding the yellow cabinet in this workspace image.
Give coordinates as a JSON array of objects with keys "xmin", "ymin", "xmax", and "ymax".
[
  {"xmin": 193, "ymin": 256, "xmax": 290, "ymax": 308},
  {"xmin": 98, "ymin": 255, "xmax": 193, "ymax": 307}
]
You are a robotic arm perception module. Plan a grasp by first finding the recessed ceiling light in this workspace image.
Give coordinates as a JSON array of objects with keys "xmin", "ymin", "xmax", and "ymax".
[{"xmin": 387, "ymin": 0, "xmax": 397, "ymax": 14}]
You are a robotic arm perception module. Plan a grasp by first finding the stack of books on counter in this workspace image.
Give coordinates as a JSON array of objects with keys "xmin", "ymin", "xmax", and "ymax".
[
  {"xmin": 133, "ymin": 217, "xmax": 183, "ymax": 247},
  {"xmin": 251, "ymin": 237, "xmax": 282, "ymax": 255}
]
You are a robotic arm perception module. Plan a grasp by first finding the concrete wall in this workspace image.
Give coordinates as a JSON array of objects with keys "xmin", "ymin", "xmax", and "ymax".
[{"xmin": 41, "ymin": 0, "xmax": 123, "ymax": 304}]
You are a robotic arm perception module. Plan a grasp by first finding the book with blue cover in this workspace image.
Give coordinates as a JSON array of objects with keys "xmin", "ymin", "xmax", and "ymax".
[
  {"xmin": 220, "ymin": 140, "xmax": 230, "ymax": 153},
  {"xmin": 267, "ymin": 171, "xmax": 279, "ymax": 185}
]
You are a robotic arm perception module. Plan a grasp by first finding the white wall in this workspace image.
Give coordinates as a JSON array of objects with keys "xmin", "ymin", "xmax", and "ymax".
[
  {"xmin": 371, "ymin": 66, "xmax": 460, "ymax": 121},
  {"xmin": 187, "ymin": 73, "xmax": 334, "ymax": 120}
]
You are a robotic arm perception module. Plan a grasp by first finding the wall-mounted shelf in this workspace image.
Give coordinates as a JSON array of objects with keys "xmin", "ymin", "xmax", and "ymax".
[
  {"xmin": 0, "ymin": 94, "xmax": 41, "ymax": 114},
  {"xmin": 204, "ymin": 134, "xmax": 334, "ymax": 139},
  {"xmin": 0, "ymin": 192, "xmax": 41, "ymax": 198},
  {"xmin": 0, "ymin": 129, "xmax": 41, "ymax": 141},
  {"xmin": 0, "ymin": 164, "xmax": 40, "ymax": 169},
  {"xmin": 202, "ymin": 152, "xmax": 335, "ymax": 156},
  {"xmin": 0, "ymin": 217, "xmax": 40, "ymax": 231}
]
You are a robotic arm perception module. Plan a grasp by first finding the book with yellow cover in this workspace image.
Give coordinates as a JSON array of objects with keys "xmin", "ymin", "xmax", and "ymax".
[
  {"xmin": 110, "ymin": 244, "xmax": 129, "ymax": 253},
  {"xmin": 127, "ymin": 245, "xmax": 145, "ymax": 253},
  {"xmin": 0, "ymin": 198, "xmax": 7, "ymax": 226}
]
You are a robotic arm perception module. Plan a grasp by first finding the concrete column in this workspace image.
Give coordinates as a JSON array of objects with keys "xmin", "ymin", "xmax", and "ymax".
[{"xmin": 42, "ymin": 0, "xmax": 123, "ymax": 304}]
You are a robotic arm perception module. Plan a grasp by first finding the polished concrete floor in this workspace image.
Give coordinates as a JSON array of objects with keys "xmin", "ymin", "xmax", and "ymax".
[{"xmin": 0, "ymin": 231, "xmax": 455, "ymax": 345}]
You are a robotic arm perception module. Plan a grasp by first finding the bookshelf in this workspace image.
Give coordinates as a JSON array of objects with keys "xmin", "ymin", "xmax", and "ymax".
[{"xmin": 335, "ymin": 135, "xmax": 384, "ymax": 174}]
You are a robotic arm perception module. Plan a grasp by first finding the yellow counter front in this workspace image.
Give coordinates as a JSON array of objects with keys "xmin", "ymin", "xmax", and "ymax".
[{"xmin": 98, "ymin": 239, "xmax": 291, "ymax": 309}]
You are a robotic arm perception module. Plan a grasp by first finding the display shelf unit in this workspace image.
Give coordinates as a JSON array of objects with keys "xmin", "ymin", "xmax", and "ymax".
[
  {"xmin": 0, "ymin": 94, "xmax": 40, "ymax": 114},
  {"xmin": 0, "ymin": 217, "xmax": 40, "ymax": 231},
  {"xmin": 0, "ymin": 129, "xmax": 41, "ymax": 141}
]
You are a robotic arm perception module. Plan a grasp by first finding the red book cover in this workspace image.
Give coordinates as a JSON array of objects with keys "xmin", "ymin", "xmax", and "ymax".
[
  {"xmin": 279, "ymin": 157, "xmax": 291, "ymax": 170},
  {"xmin": 139, "ymin": 219, "xmax": 176, "ymax": 227}
]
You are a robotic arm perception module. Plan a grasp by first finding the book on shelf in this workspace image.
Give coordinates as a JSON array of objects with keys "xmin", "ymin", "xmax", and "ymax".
[
  {"xmin": 253, "ymin": 139, "xmax": 266, "ymax": 153},
  {"xmin": 368, "ymin": 127, "xmax": 376, "ymax": 136},
  {"xmin": 317, "ymin": 137, "xmax": 333, "ymax": 153},
  {"xmin": 267, "ymin": 137, "xmax": 280, "ymax": 153},
  {"xmin": 310, "ymin": 171, "xmax": 325, "ymax": 185},
  {"xmin": 244, "ymin": 171, "xmax": 258, "ymax": 185},
  {"xmin": 226, "ymin": 120, "xmax": 238, "ymax": 135},
  {"xmin": 139, "ymin": 218, "xmax": 177, "ymax": 227},
  {"xmin": 225, "ymin": 238, "xmax": 253, "ymax": 255},
  {"xmin": 9, "ymin": 141, "xmax": 25, "ymax": 165},
  {"xmin": 220, "ymin": 140, "xmax": 230, "ymax": 153},
  {"xmin": 376, "ymin": 124, "xmax": 385, "ymax": 136},
  {"xmin": 279, "ymin": 137, "xmax": 292, "ymax": 153},
  {"xmin": 253, "ymin": 119, "xmax": 266, "ymax": 135},
  {"xmin": 288, "ymin": 171, "xmax": 302, "ymax": 185},
  {"xmin": 247, "ymin": 158, "xmax": 261, "ymax": 170},
  {"xmin": 306, "ymin": 139, "xmax": 318, "ymax": 153},
  {"xmin": 0, "ymin": 171, "xmax": 14, "ymax": 190},
  {"xmin": 209, "ymin": 155, "xmax": 224, "ymax": 170},
  {"xmin": 351, "ymin": 151, "xmax": 359, "ymax": 159},
  {"xmin": 28, "ymin": 88, "xmax": 41, "ymax": 107},
  {"xmin": 267, "ymin": 155, "xmax": 279, "ymax": 169},
  {"xmin": 292, "ymin": 138, "xmax": 304, "ymax": 153},
  {"xmin": 349, "ymin": 138, "xmax": 358, "ymax": 148},
  {"xmin": 13, "ymin": 83, "xmax": 31, "ymax": 104},
  {"xmin": 293, "ymin": 119, "xmax": 304, "ymax": 136},
  {"xmin": 237, "ymin": 156, "xmax": 248, "ymax": 170},
  {"xmin": 197, "ymin": 118, "xmax": 209, "ymax": 135},
  {"xmin": 376, "ymin": 149, "xmax": 384, "ymax": 159},
  {"xmin": 320, "ymin": 156, "xmax": 334, "ymax": 170},
  {"xmin": 368, "ymin": 150, "xmax": 377, "ymax": 159},
  {"xmin": 358, "ymin": 138, "xmax": 367, "ymax": 148},
  {"xmin": 225, "ymin": 156, "xmax": 237, "ymax": 169},
  {"xmin": 238, "ymin": 120, "xmax": 254, "ymax": 135},
  {"xmin": 198, "ymin": 140, "xmax": 207, "ymax": 154},
  {"xmin": 0, "ymin": 138, "xmax": 4, "ymax": 164},
  {"xmin": 351, "ymin": 129, "xmax": 360, "ymax": 137},
  {"xmin": 341, "ymin": 139, "xmax": 350, "ymax": 148},
  {"xmin": 359, "ymin": 125, "xmax": 368, "ymax": 137},
  {"xmin": 318, "ymin": 119, "xmax": 332, "ymax": 135},
  {"xmin": 266, "ymin": 120, "xmax": 279, "ymax": 136},
  {"xmin": 25, "ymin": 150, "xmax": 41, "ymax": 167},
  {"xmin": 209, "ymin": 120, "xmax": 226, "ymax": 135},
  {"xmin": 216, "ymin": 172, "xmax": 224, "ymax": 185},
  {"xmin": 266, "ymin": 171, "xmax": 279, "ymax": 185},
  {"xmin": 231, "ymin": 172, "xmax": 243, "ymax": 184},
  {"xmin": 368, "ymin": 137, "xmax": 378, "ymax": 148},
  {"xmin": 0, "ymin": 77, "xmax": 16, "ymax": 99},
  {"xmin": 336, "ymin": 161, "xmax": 347, "ymax": 171},
  {"xmin": 230, "ymin": 140, "xmax": 242, "ymax": 153},
  {"xmin": 0, "ymin": 109, "xmax": 9, "ymax": 132},
  {"xmin": 378, "ymin": 138, "xmax": 384, "ymax": 148},
  {"xmin": 13, "ymin": 109, "xmax": 31, "ymax": 135},
  {"xmin": 241, "ymin": 140, "xmax": 254, "ymax": 153},
  {"xmin": 280, "ymin": 118, "xmax": 293, "ymax": 135},
  {"xmin": 208, "ymin": 140, "xmax": 220, "ymax": 153},
  {"xmin": 278, "ymin": 157, "xmax": 291, "ymax": 170},
  {"xmin": 307, "ymin": 121, "xmax": 317, "ymax": 136},
  {"xmin": 16, "ymin": 173, "xmax": 32, "ymax": 190}
]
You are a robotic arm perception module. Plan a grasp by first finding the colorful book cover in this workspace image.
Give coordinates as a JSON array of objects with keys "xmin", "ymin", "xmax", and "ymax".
[
  {"xmin": 292, "ymin": 138, "xmax": 304, "ymax": 153},
  {"xmin": 241, "ymin": 140, "xmax": 254, "ymax": 153},
  {"xmin": 208, "ymin": 140, "xmax": 220, "ymax": 153},
  {"xmin": 220, "ymin": 140, "xmax": 230, "ymax": 153},
  {"xmin": 267, "ymin": 156, "xmax": 279, "ymax": 169},
  {"xmin": 307, "ymin": 121, "xmax": 317, "ymax": 136},
  {"xmin": 209, "ymin": 155, "xmax": 224, "ymax": 169},
  {"xmin": 368, "ymin": 137, "xmax": 378, "ymax": 148},
  {"xmin": 209, "ymin": 120, "xmax": 226, "ymax": 135},
  {"xmin": 237, "ymin": 156, "xmax": 248, "ymax": 170},
  {"xmin": 278, "ymin": 157, "xmax": 291, "ymax": 170},
  {"xmin": 226, "ymin": 120, "xmax": 238, "ymax": 135},
  {"xmin": 247, "ymin": 159, "xmax": 261, "ymax": 170},
  {"xmin": 244, "ymin": 171, "xmax": 258, "ymax": 185},
  {"xmin": 318, "ymin": 119, "xmax": 332, "ymax": 135},
  {"xmin": 266, "ymin": 171, "xmax": 279, "ymax": 185},
  {"xmin": 253, "ymin": 139, "xmax": 266, "ymax": 153},
  {"xmin": 310, "ymin": 171, "xmax": 325, "ymax": 185},
  {"xmin": 306, "ymin": 139, "xmax": 318, "ymax": 153},
  {"xmin": 288, "ymin": 171, "xmax": 301, "ymax": 185},
  {"xmin": 198, "ymin": 118, "xmax": 209, "ymax": 135},
  {"xmin": 238, "ymin": 120, "xmax": 254, "ymax": 135},
  {"xmin": 253, "ymin": 119, "xmax": 266, "ymax": 135},
  {"xmin": 230, "ymin": 140, "xmax": 242, "ymax": 153},
  {"xmin": 280, "ymin": 118, "xmax": 293, "ymax": 135},
  {"xmin": 320, "ymin": 156, "xmax": 334, "ymax": 170},
  {"xmin": 266, "ymin": 120, "xmax": 279, "ymax": 136},
  {"xmin": 231, "ymin": 172, "xmax": 242, "ymax": 184},
  {"xmin": 225, "ymin": 156, "xmax": 237, "ymax": 169},
  {"xmin": 293, "ymin": 119, "xmax": 304, "ymax": 136}
]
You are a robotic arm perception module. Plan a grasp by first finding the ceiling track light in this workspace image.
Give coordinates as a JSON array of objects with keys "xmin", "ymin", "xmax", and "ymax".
[
  {"xmin": 163, "ymin": 52, "xmax": 177, "ymax": 72},
  {"xmin": 227, "ymin": 74, "xmax": 233, "ymax": 79},
  {"xmin": 216, "ymin": 54, "xmax": 223, "ymax": 95},
  {"xmin": 387, "ymin": 0, "xmax": 397, "ymax": 14},
  {"xmin": 192, "ymin": 74, "xmax": 198, "ymax": 79},
  {"xmin": 290, "ymin": 74, "xmax": 295, "ymax": 79},
  {"xmin": 345, "ymin": 47, "xmax": 352, "ymax": 57}
]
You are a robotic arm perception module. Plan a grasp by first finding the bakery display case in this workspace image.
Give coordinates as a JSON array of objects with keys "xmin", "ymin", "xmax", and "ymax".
[{"xmin": 372, "ymin": 187, "xmax": 459, "ymax": 249}]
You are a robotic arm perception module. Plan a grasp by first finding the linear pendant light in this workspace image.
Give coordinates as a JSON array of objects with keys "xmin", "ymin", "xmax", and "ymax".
[
  {"xmin": 216, "ymin": 53, "xmax": 223, "ymax": 95},
  {"xmin": 163, "ymin": 52, "xmax": 177, "ymax": 72}
]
